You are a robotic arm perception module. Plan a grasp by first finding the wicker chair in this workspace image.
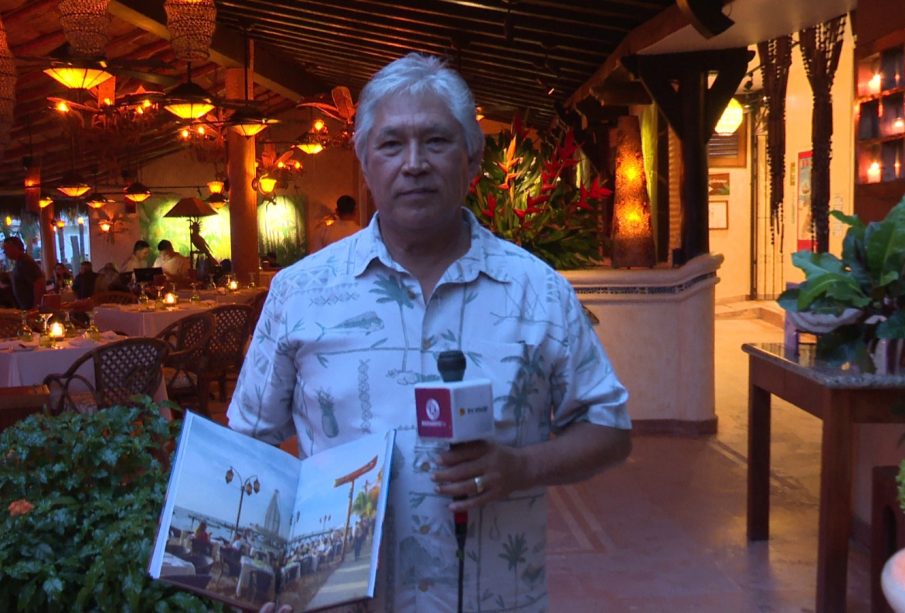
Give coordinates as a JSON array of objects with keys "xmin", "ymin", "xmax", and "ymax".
[
  {"xmin": 249, "ymin": 289, "xmax": 268, "ymax": 333},
  {"xmin": 43, "ymin": 338, "xmax": 169, "ymax": 414},
  {"xmin": 92, "ymin": 290, "xmax": 138, "ymax": 306},
  {"xmin": 0, "ymin": 312, "xmax": 22, "ymax": 337},
  {"xmin": 156, "ymin": 311, "xmax": 215, "ymax": 416},
  {"xmin": 202, "ymin": 304, "xmax": 254, "ymax": 402}
]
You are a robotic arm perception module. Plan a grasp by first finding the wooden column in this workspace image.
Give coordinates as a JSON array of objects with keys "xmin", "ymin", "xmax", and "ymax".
[
  {"xmin": 624, "ymin": 49, "xmax": 752, "ymax": 263},
  {"xmin": 24, "ymin": 161, "xmax": 57, "ymax": 277},
  {"xmin": 226, "ymin": 66, "xmax": 258, "ymax": 283}
]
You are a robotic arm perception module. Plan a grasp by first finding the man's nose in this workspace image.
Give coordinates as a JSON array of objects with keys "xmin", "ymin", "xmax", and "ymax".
[{"xmin": 401, "ymin": 143, "xmax": 429, "ymax": 174}]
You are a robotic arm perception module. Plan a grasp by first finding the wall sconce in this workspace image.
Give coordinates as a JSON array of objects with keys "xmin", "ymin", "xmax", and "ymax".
[
  {"xmin": 207, "ymin": 179, "xmax": 224, "ymax": 194},
  {"xmin": 252, "ymin": 174, "xmax": 278, "ymax": 201},
  {"xmin": 714, "ymin": 98, "xmax": 744, "ymax": 136},
  {"xmin": 98, "ymin": 220, "xmax": 112, "ymax": 233},
  {"xmin": 55, "ymin": 219, "xmax": 66, "ymax": 229},
  {"xmin": 612, "ymin": 115, "xmax": 655, "ymax": 268}
]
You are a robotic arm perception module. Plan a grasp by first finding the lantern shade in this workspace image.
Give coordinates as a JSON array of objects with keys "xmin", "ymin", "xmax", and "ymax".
[
  {"xmin": 163, "ymin": 80, "xmax": 215, "ymax": 120},
  {"xmin": 123, "ymin": 181, "xmax": 151, "ymax": 203},
  {"xmin": 58, "ymin": 0, "xmax": 111, "ymax": 56},
  {"xmin": 164, "ymin": 196, "xmax": 219, "ymax": 219},
  {"xmin": 229, "ymin": 106, "xmax": 278, "ymax": 137},
  {"xmin": 714, "ymin": 98, "xmax": 744, "ymax": 136},
  {"xmin": 57, "ymin": 171, "xmax": 91, "ymax": 198},
  {"xmin": 43, "ymin": 63, "xmax": 113, "ymax": 90}
]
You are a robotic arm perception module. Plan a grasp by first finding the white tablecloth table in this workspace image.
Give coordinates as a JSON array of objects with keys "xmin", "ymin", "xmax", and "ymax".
[
  {"xmin": 93, "ymin": 303, "xmax": 215, "ymax": 338},
  {"xmin": 174, "ymin": 288, "xmax": 263, "ymax": 305},
  {"xmin": 257, "ymin": 270, "xmax": 278, "ymax": 288},
  {"xmin": 0, "ymin": 333, "xmax": 167, "ymax": 403}
]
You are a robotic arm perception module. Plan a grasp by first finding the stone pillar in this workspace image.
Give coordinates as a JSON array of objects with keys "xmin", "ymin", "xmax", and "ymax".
[{"xmin": 226, "ymin": 67, "xmax": 258, "ymax": 283}]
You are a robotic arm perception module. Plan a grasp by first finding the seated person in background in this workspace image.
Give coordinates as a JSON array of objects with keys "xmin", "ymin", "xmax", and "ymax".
[
  {"xmin": 194, "ymin": 521, "xmax": 211, "ymax": 544},
  {"xmin": 311, "ymin": 194, "xmax": 361, "ymax": 252},
  {"xmin": 71, "ymin": 261, "xmax": 98, "ymax": 300},
  {"xmin": 93, "ymin": 262, "xmax": 129, "ymax": 293},
  {"xmin": 153, "ymin": 239, "xmax": 190, "ymax": 281},
  {"xmin": 45, "ymin": 262, "xmax": 72, "ymax": 293},
  {"xmin": 260, "ymin": 251, "xmax": 279, "ymax": 269},
  {"xmin": 120, "ymin": 240, "xmax": 150, "ymax": 273},
  {"xmin": 3, "ymin": 236, "xmax": 44, "ymax": 310},
  {"xmin": 0, "ymin": 272, "xmax": 15, "ymax": 308}
]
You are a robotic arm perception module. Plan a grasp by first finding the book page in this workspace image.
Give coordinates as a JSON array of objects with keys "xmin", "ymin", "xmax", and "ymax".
[
  {"xmin": 276, "ymin": 430, "xmax": 396, "ymax": 612},
  {"xmin": 148, "ymin": 412, "xmax": 301, "ymax": 609}
]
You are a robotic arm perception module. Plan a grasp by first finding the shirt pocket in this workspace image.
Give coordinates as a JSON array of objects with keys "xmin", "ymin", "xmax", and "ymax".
[{"xmin": 464, "ymin": 339, "xmax": 548, "ymax": 448}]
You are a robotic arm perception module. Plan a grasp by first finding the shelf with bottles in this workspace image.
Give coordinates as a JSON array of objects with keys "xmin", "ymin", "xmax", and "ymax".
[{"xmin": 856, "ymin": 44, "xmax": 905, "ymax": 186}]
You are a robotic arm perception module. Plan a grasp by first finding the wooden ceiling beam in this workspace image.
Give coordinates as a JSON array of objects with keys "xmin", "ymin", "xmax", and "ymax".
[{"xmin": 109, "ymin": 0, "xmax": 328, "ymax": 101}]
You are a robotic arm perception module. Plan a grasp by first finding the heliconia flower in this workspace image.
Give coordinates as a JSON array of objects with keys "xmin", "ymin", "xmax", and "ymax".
[
  {"xmin": 557, "ymin": 130, "xmax": 578, "ymax": 159},
  {"xmin": 481, "ymin": 193, "xmax": 498, "ymax": 219},
  {"xmin": 469, "ymin": 175, "xmax": 481, "ymax": 192},
  {"xmin": 513, "ymin": 208, "xmax": 527, "ymax": 219},
  {"xmin": 526, "ymin": 194, "xmax": 549, "ymax": 208},
  {"xmin": 8, "ymin": 499, "xmax": 34, "ymax": 517}
]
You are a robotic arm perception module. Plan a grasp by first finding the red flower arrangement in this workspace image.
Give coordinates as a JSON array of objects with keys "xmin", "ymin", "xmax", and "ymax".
[{"xmin": 466, "ymin": 117, "xmax": 611, "ymax": 269}]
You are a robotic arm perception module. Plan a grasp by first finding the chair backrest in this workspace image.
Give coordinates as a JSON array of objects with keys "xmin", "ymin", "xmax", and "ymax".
[
  {"xmin": 156, "ymin": 311, "xmax": 214, "ymax": 370},
  {"xmin": 93, "ymin": 290, "xmax": 138, "ymax": 306},
  {"xmin": 91, "ymin": 337, "xmax": 169, "ymax": 408},
  {"xmin": 207, "ymin": 304, "xmax": 254, "ymax": 372},
  {"xmin": 249, "ymin": 289, "xmax": 268, "ymax": 332},
  {"xmin": 0, "ymin": 312, "xmax": 21, "ymax": 337}
]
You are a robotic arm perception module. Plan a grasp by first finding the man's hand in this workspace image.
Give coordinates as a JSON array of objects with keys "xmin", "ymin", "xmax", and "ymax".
[
  {"xmin": 432, "ymin": 422, "xmax": 631, "ymax": 513},
  {"xmin": 432, "ymin": 440, "xmax": 527, "ymax": 512}
]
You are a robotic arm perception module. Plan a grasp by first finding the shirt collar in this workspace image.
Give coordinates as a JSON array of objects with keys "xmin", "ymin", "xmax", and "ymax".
[{"xmin": 351, "ymin": 208, "xmax": 512, "ymax": 285}]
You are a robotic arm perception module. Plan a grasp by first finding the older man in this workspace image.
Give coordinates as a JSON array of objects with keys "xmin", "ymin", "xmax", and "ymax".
[
  {"xmin": 234, "ymin": 53, "xmax": 631, "ymax": 612},
  {"xmin": 2, "ymin": 236, "xmax": 44, "ymax": 310}
]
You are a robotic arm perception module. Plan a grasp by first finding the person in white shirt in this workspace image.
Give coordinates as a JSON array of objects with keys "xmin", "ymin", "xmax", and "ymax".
[
  {"xmin": 153, "ymin": 239, "xmax": 190, "ymax": 280},
  {"xmin": 120, "ymin": 240, "xmax": 151, "ymax": 273},
  {"xmin": 311, "ymin": 195, "xmax": 361, "ymax": 252}
]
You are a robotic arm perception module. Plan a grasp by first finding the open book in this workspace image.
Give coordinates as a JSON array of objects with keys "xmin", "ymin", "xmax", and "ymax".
[{"xmin": 148, "ymin": 412, "xmax": 395, "ymax": 611}]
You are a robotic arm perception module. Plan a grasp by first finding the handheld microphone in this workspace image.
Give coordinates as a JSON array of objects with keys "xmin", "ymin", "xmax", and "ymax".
[{"xmin": 415, "ymin": 350, "xmax": 493, "ymax": 613}]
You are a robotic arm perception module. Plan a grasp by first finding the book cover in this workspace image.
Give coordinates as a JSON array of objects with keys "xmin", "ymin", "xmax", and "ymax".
[{"xmin": 148, "ymin": 412, "xmax": 395, "ymax": 611}]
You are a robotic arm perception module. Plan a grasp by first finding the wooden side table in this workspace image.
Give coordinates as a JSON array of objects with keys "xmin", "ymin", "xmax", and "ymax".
[{"xmin": 744, "ymin": 343, "xmax": 905, "ymax": 613}]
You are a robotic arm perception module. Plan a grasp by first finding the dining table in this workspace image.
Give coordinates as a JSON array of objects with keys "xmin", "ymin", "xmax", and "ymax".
[
  {"xmin": 0, "ymin": 331, "xmax": 168, "ymax": 404},
  {"xmin": 174, "ymin": 287, "xmax": 264, "ymax": 305},
  {"xmin": 93, "ymin": 301, "xmax": 215, "ymax": 338}
]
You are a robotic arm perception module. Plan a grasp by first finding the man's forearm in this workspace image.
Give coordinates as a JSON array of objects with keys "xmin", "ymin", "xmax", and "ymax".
[{"xmin": 519, "ymin": 421, "xmax": 631, "ymax": 488}]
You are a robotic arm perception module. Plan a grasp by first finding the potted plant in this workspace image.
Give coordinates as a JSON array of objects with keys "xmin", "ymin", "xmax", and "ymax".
[
  {"xmin": 778, "ymin": 197, "xmax": 905, "ymax": 371},
  {"xmin": 882, "ymin": 462, "xmax": 905, "ymax": 612},
  {"xmin": 465, "ymin": 116, "xmax": 611, "ymax": 271},
  {"xmin": 0, "ymin": 398, "xmax": 219, "ymax": 611}
]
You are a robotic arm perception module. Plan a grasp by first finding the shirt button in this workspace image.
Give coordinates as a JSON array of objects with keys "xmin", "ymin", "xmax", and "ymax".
[
  {"xmin": 420, "ymin": 461, "xmax": 430, "ymax": 472},
  {"xmin": 421, "ymin": 339, "xmax": 430, "ymax": 350},
  {"xmin": 419, "ymin": 524, "xmax": 430, "ymax": 534},
  {"xmin": 418, "ymin": 579, "xmax": 431, "ymax": 592}
]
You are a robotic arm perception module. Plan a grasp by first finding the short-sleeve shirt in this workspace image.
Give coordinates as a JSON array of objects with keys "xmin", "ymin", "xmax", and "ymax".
[
  {"xmin": 11, "ymin": 254, "xmax": 42, "ymax": 309},
  {"xmin": 228, "ymin": 208, "xmax": 630, "ymax": 612}
]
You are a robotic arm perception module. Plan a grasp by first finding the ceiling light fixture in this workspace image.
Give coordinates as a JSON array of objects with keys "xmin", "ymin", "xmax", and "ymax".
[
  {"xmin": 43, "ymin": 61, "xmax": 114, "ymax": 90},
  {"xmin": 163, "ymin": 80, "xmax": 215, "ymax": 120},
  {"xmin": 39, "ymin": 194, "xmax": 54, "ymax": 208},
  {"xmin": 164, "ymin": 0, "xmax": 217, "ymax": 64},
  {"xmin": 85, "ymin": 192, "xmax": 108, "ymax": 209},
  {"xmin": 56, "ymin": 170, "xmax": 91, "ymax": 198},
  {"xmin": 123, "ymin": 181, "xmax": 151, "ymax": 203}
]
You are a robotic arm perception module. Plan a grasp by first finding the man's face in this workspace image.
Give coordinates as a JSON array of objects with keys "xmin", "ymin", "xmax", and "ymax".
[
  {"xmin": 362, "ymin": 91, "xmax": 479, "ymax": 238},
  {"xmin": 80, "ymin": 263, "xmax": 91, "ymax": 274},
  {"xmin": 136, "ymin": 247, "xmax": 150, "ymax": 260}
]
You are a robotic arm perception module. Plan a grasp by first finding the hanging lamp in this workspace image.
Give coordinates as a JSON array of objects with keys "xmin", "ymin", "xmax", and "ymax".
[
  {"xmin": 56, "ymin": 170, "xmax": 91, "ymax": 198},
  {"xmin": 164, "ymin": 0, "xmax": 216, "ymax": 64},
  {"xmin": 123, "ymin": 181, "xmax": 151, "ymax": 203}
]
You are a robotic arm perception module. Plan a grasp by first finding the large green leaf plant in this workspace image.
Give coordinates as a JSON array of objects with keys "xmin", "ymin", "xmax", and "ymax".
[
  {"xmin": 779, "ymin": 197, "xmax": 905, "ymax": 366},
  {"xmin": 0, "ymin": 399, "xmax": 220, "ymax": 612}
]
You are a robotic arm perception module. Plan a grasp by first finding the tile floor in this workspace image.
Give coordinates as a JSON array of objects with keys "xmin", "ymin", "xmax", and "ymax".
[{"xmin": 209, "ymin": 304, "xmax": 873, "ymax": 612}]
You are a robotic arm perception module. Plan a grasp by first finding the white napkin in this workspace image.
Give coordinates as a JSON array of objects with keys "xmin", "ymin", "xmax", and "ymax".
[{"xmin": 99, "ymin": 330, "xmax": 123, "ymax": 341}]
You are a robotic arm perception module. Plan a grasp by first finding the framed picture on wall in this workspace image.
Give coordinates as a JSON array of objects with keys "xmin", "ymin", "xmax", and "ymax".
[
  {"xmin": 708, "ymin": 173, "xmax": 730, "ymax": 197},
  {"xmin": 797, "ymin": 150, "xmax": 814, "ymax": 251},
  {"xmin": 708, "ymin": 200, "xmax": 729, "ymax": 230}
]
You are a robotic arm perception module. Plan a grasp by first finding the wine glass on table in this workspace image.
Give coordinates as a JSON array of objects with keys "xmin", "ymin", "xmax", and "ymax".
[
  {"xmin": 38, "ymin": 311, "xmax": 52, "ymax": 336},
  {"xmin": 190, "ymin": 281, "xmax": 201, "ymax": 303}
]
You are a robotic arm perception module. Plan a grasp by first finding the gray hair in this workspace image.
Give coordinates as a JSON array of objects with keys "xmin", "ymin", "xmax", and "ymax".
[{"xmin": 353, "ymin": 53, "xmax": 484, "ymax": 166}]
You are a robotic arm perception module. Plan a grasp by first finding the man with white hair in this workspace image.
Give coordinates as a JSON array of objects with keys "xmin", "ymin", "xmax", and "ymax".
[{"xmin": 235, "ymin": 53, "xmax": 631, "ymax": 612}]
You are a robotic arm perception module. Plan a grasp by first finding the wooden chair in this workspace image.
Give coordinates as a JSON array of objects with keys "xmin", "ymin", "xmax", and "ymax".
[
  {"xmin": 202, "ymin": 304, "xmax": 254, "ymax": 402},
  {"xmin": 249, "ymin": 289, "xmax": 268, "ymax": 333},
  {"xmin": 43, "ymin": 338, "xmax": 169, "ymax": 414},
  {"xmin": 0, "ymin": 311, "xmax": 22, "ymax": 337},
  {"xmin": 92, "ymin": 290, "xmax": 138, "ymax": 306},
  {"xmin": 156, "ymin": 311, "xmax": 214, "ymax": 415}
]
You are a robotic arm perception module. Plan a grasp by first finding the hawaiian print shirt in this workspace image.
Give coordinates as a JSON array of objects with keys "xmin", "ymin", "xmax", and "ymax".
[{"xmin": 228, "ymin": 208, "xmax": 631, "ymax": 612}]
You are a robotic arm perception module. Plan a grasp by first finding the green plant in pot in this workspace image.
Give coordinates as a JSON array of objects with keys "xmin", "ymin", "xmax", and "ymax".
[
  {"xmin": 778, "ymin": 197, "xmax": 905, "ymax": 370},
  {"xmin": 0, "ymin": 398, "xmax": 219, "ymax": 611}
]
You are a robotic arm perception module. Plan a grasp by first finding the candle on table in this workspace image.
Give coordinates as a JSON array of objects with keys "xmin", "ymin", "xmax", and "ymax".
[
  {"xmin": 163, "ymin": 292, "xmax": 178, "ymax": 305},
  {"xmin": 227, "ymin": 280, "xmax": 239, "ymax": 291},
  {"xmin": 49, "ymin": 321, "xmax": 65, "ymax": 338}
]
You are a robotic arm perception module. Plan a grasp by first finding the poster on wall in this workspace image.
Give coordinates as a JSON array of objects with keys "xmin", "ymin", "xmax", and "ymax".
[
  {"xmin": 708, "ymin": 200, "xmax": 728, "ymax": 230},
  {"xmin": 797, "ymin": 150, "xmax": 813, "ymax": 252},
  {"xmin": 708, "ymin": 173, "xmax": 730, "ymax": 197}
]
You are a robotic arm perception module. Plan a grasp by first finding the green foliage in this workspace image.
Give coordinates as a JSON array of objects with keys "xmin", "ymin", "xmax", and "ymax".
[
  {"xmin": 778, "ymin": 197, "xmax": 905, "ymax": 365},
  {"xmin": 465, "ymin": 126, "xmax": 610, "ymax": 270},
  {"xmin": 0, "ymin": 399, "xmax": 220, "ymax": 612}
]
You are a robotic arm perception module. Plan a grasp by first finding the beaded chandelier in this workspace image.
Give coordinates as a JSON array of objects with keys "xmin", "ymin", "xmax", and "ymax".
[
  {"xmin": 57, "ymin": 0, "xmax": 111, "ymax": 57},
  {"xmin": 0, "ymin": 17, "xmax": 16, "ymax": 151},
  {"xmin": 164, "ymin": 0, "xmax": 217, "ymax": 64}
]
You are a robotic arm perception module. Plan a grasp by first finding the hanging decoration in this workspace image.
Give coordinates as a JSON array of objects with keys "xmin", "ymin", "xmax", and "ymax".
[
  {"xmin": 57, "ymin": 0, "xmax": 111, "ymax": 57},
  {"xmin": 164, "ymin": 0, "xmax": 217, "ymax": 64},
  {"xmin": 757, "ymin": 35, "xmax": 793, "ymax": 248},
  {"xmin": 0, "ymin": 17, "xmax": 16, "ymax": 154},
  {"xmin": 612, "ymin": 115, "xmax": 655, "ymax": 268},
  {"xmin": 799, "ymin": 15, "xmax": 846, "ymax": 253}
]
